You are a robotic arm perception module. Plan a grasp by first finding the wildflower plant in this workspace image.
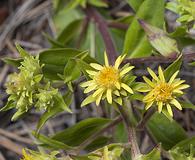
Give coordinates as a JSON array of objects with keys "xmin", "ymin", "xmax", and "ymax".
[
  {"xmin": 2, "ymin": 45, "xmax": 70, "ymax": 121},
  {"xmin": 1, "ymin": 0, "xmax": 195, "ymax": 160}
]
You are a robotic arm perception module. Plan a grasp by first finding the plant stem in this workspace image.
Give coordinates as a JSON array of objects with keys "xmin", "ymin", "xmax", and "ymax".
[
  {"xmin": 85, "ymin": 6, "xmax": 117, "ymax": 65},
  {"xmin": 123, "ymin": 53, "xmax": 195, "ymax": 65},
  {"xmin": 137, "ymin": 108, "xmax": 155, "ymax": 130},
  {"xmin": 117, "ymin": 105, "xmax": 140, "ymax": 159},
  {"xmin": 76, "ymin": 116, "xmax": 122, "ymax": 154}
]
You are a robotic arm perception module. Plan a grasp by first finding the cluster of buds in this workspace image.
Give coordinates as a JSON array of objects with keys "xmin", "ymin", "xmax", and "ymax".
[
  {"xmin": 4, "ymin": 52, "xmax": 58, "ymax": 120},
  {"xmin": 167, "ymin": 0, "xmax": 195, "ymax": 29}
]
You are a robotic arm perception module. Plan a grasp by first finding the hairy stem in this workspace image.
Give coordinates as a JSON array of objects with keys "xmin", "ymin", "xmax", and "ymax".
[
  {"xmin": 117, "ymin": 105, "xmax": 140, "ymax": 159},
  {"xmin": 137, "ymin": 108, "xmax": 155, "ymax": 130},
  {"xmin": 85, "ymin": 6, "xmax": 117, "ymax": 65}
]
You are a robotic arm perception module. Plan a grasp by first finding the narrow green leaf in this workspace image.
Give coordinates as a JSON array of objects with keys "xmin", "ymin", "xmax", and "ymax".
[
  {"xmin": 164, "ymin": 54, "xmax": 182, "ymax": 81},
  {"xmin": 43, "ymin": 32, "xmax": 64, "ymax": 48},
  {"xmin": 179, "ymin": 101, "xmax": 195, "ymax": 109},
  {"xmin": 0, "ymin": 101, "xmax": 15, "ymax": 112},
  {"xmin": 15, "ymin": 43, "xmax": 29, "ymax": 57},
  {"xmin": 123, "ymin": 0, "xmax": 165, "ymax": 58},
  {"xmin": 85, "ymin": 136, "xmax": 111, "ymax": 151},
  {"xmin": 33, "ymin": 131, "xmax": 73, "ymax": 150},
  {"xmin": 51, "ymin": 118, "xmax": 112, "ymax": 147},
  {"xmin": 141, "ymin": 146, "xmax": 161, "ymax": 160},
  {"xmin": 63, "ymin": 59, "xmax": 81, "ymax": 83},
  {"xmin": 3, "ymin": 58, "xmax": 22, "ymax": 67},
  {"xmin": 11, "ymin": 110, "xmax": 26, "ymax": 121}
]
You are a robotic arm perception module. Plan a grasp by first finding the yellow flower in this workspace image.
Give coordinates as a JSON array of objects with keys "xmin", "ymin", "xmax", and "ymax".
[
  {"xmin": 140, "ymin": 66, "xmax": 189, "ymax": 117},
  {"xmin": 21, "ymin": 149, "xmax": 34, "ymax": 160},
  {"xmin": 81, "ymin": 52, "xmax": 134, "ymax": 106},
  {"xmin": 21, "ymin": 149, "xmax": 58, "ymax": 160}
]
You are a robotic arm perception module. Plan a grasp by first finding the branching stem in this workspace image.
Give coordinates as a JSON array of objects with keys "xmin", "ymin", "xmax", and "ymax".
[{"xmin": 117, "ymin": 105, "xmax": 141, "ymax": 159}]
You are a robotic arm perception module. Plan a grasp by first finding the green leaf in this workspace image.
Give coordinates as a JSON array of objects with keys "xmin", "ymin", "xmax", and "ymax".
[
  {"xmin": 85, "ymin": 136, "xmax": 111, "ymax": 151},
  {"xmin": 36, "ymin": 93, "xmax": 71, "ymax": 134},
  {"xmin": 176, "ymin": 37, "xmax": 195, "ymax": 49},
  {"xmin": 166, "ymin": 2, "xmax": 178, "ymax": 13},
  {"xmin": 179, "ymin": 101, "xmax": 195, "ymax": 109},
  {"xmin": 164, "ymin": 54, "xmax": 182, "ymax": 81},
  {"xmin": 141, "ymin": 147, "xmax": 161, "ymax": 160},
  {"xmin": 0, "ymin": 101, "xmax": 15, "ymax": 112},
  {"xmin": 123, "ymin": 0, "xmax": 165, "ymax": 58},
  {"xmin": 138, "ymin": 20, "xmax": 180, "ymax": 57},
  {"xmin": 114, "ymin": 123, "xmax": 128, "ymax": 143},
  {"xmin": 11, "ymin": 110, "xmax": 26, "ymax": 121},
  {"xmin": 51, "ymin": 118, "xmax": 112, "ymax": 147},
  {"xmin": 39, "ymin": 48, "xmax": 94, "ymax": 80},
  {"xmin": 3, "ymin": 58, "xmax": 22, "ymax": 67},
  {"xmin": 76, "ymin": 58, "xmax": 94, "ymax": 78},
  {"xmin": 126, "ymin": 0, "xmax": 144, "ymax": 11},
  {"xmin": 63, "ymin": 59, "xmax": 81, "ymax": 83},
  {"xmin": 80, "ymin": 21, "xmax": 105, "ymax": 63},
  {"xmin": 147, "ymin": 113, "xmax": 187, "ymax": 150},
  {"xmin": 15, "ymin": 43, "xmax": 29, "ymax": 57},
  {"xmin": 169, "ymin": 26, "xmax": 188, "ymax": 38},
  {"xmin": 39, "ymin": 48, "xmax": 81, "ymax": 66},
  {"xmin": 56, "ymin": 19, "xmax": 82, "ymax": 46},
  {"xmin": 43, "ymin": 32, "xmax": 64, "ymax": 48},
  {"xmin": 33, "ymin": 131, "xmax": 73, "ymax": 150},
  {"xmin": 63, "ymin": 90, "xmax": 73, "ymax": 107},
  {"xmin": 53, "ymin": 8, "xmax": 83, "ymax": 33}
]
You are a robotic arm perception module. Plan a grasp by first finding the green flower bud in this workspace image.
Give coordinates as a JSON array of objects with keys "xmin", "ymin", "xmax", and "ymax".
[
  {"xmin": 4, "ymin": 52, "xmax": 57, "ymax": 120},
  {"xmin": 166, "ymin": 0, "xmax": 195, "ymax": 28},
  {"xmin": 6, "ymin": 72, "xmax": 35, "ymax": 112},
  {"xmin": 19, "ymin": 55, "xmax": 43, "ymax": 75},
  {"xmin": 35, "ymin": 86, "xmax": 58, "ymax": 110}
]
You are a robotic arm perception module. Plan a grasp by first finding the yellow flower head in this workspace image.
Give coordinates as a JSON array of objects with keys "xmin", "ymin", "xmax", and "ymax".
[
  {"xmin": 81, "ymin": 52, "xmax": 134, "ymax": 106},
  {"xmin": 21, "ymin": 149, "xmax": 58, "ymax": 160},
  {"xmin": 21, "ymin": 149, "xmax": 34, "ymax": 160},
  {"xmin": 140, "ymin": 66, "xmax": 189, "ymax": 117}
]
